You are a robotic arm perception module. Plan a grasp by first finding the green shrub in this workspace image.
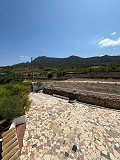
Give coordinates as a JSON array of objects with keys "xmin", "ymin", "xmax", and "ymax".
[
  {"xmin": 0, "ymin": 71, "xmax": 23, "ymax": 84},
  {"xmin": 22, "ymin": 81, "xmax": 32, "ymax": 92},
  {"xmin": 57, "ymin": 72, "xmax": 63, "ymax": 77},
  {"xmin": 36, "ymin": 82, "xmax": 43, "ymax": 87},
  {"xmin": 36, "ymin": 82, "xmax": 44, "ymax": 91},
  {"xmin": 63, "ymin": 71, "xmax": 67, "ymax": 76},
  {"xmin": 0, "ymin": 84, "xmax": 31, "ymax": 120},
  {"xmin": 47, "ymin": 72, "xmax": 53, "ymax": 79}
]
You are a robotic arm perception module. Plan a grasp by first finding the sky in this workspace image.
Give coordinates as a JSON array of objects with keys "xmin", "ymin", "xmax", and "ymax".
[{"xmin": 0, "ymin": 0, "xmax": 120, "ymax": 66}]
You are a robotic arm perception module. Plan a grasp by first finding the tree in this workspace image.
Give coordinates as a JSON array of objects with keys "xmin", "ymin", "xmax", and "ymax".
[{"xmin": 47, "ymin": 72, "xmax": 53, "ymax": 79}]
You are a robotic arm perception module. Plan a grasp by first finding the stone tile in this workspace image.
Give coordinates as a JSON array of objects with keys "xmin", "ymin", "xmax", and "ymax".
[
  {"xmin": 43, "ymin": 154, "xmax": 50, "ymax": 160},
  {"xmin": 20, "ymin": 93, "xmax": 120, "ymax": 160}
]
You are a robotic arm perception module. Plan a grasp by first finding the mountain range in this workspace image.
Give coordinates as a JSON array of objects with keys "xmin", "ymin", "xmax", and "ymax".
[{"xmin": 13, "ymin": 55, "xmax": 120, "ymax": 68}]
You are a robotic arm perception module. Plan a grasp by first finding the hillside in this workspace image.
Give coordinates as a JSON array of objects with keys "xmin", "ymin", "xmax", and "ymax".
[{"xmin": 13, "ymin": 55, "xmax": 120, "ymax": 68}]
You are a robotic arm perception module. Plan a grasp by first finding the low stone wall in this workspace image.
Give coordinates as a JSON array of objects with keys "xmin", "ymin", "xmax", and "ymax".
[{"xmin": 43, "ymin": 87, "xmax": 120, "ymax": 110}]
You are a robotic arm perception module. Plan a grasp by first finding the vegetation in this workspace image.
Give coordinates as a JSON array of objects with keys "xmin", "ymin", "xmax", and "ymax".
[
  {"xmin": 31, "ymin": 55, "xmax": 120, "ymax": 67},
  {"xmin": 0, "ymin": 71, "xmax": 31, "ymax": 121},
  {"xmin": 1, "ymin": 65, "xmax": 120, "ymax": 80},
  {"xmin": 36, "ymin": 82, "xmax": 43, "ymax": 87},
  {"xmin": 0, "ymin": 56, "xmax": 120, "ymax": 80},
  {"xmin": 0, "ymin": 71, "xmax": 23, "ymax": 84},
  {"xmin": 0, "ymin": 56, "xmax": 119, "ymax": 121},
  {"xmin": 47, "ymin": 72, "xmax": 53, "ymax": 79},
  {"xmin": 0, "ymin": 84, "xmax": 31, "ymax": 120}
]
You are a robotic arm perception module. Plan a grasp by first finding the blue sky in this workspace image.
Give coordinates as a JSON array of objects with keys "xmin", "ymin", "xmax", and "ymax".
[{"xmin": 0, "ymin": 0, "xmax": 120, "ymax": 66}]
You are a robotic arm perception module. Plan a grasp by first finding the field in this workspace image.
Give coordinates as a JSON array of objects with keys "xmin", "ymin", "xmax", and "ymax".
[
  {"xmin": 42, "ymin": 78, "xmax": 120, "ymax": 110},
  {"xmin": 44, "ymin": 78, "xmax": 120, "ymax": 95}
]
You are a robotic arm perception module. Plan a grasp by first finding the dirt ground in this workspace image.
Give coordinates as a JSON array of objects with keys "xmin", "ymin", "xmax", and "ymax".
[{"xmin": 43, "ymin": 78, "xmax": 120, "ymax": 96}]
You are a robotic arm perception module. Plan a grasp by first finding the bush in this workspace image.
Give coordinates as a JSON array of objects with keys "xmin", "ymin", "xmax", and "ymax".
[
  {"xmin": 57, "ymin": 72, "xmax": 63, "ymax": 77},
  {"xmin": 22, "ymin": 81, "xmax": 32, "ymax": 92},
  {"xmin": 57, "ymin": 71, "xmax": 67, "ymax": 77},
  {"xmin": 0, "ymin": 84, "xmax": 31, "ymax": 120},
  {"xmin": 0, "ymin": 71, "xmax": 23, "ymax": 84},
  {"xmin": 37, "ymin": 82, "xmax": 45, "ymax": 91},
  {"xmin": 63, "ymin": 71, "xmax": 67, "ymax": 76},
  {"xmin": 47, "ymin": 72, "xmax": 53, "ymax": 79}
]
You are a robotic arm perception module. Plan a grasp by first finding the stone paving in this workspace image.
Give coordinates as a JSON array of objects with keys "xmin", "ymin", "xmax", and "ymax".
[{"xmin": 21, "ymin": 93, "xmax": 120, "ymax": 160}]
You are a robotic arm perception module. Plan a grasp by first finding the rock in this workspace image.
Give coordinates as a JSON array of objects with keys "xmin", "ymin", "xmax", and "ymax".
[
  {"xmin": 32, "ymin": 143, "xmax": 37, "ymax": 148},
  {"xmin": 72, "ymin": 145, "xmax": 77, "ymax": 152},
  {"xmin": 65, "ymin": 152, "xmax": 69, "ymax": 157}
]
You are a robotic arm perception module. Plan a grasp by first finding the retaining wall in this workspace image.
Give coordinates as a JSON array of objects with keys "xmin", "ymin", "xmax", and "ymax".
[{"xmin": 43, "ymin": 87, "xmax": 120, "ymax": 110}]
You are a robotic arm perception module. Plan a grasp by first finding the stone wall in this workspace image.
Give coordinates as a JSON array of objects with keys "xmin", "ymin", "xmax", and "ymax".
[{"xmin": 43, "ymin": 87, "xmax": 120, "ymax": 110}]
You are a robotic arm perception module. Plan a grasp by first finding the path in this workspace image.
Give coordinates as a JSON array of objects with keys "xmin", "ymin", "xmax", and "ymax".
[{"xmin": 21, "ymin": 93, "xmax": 120, "ymax": 160}]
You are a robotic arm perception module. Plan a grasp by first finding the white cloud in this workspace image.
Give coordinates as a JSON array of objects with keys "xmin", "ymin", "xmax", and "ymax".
[
  {"xmin": 19, "ymin": 55, "xmax": 30, "ymax": 61},
  {"xmin": 19, "ymin": 55, "xmax": 24, "ymax": 58},
  {"xmin": 98, "ymin": 38, "xmax": 120, "ymax": 47},
  {"xmin": 111, "ymin": 32, "xmax": 116, "ymax": 36}
]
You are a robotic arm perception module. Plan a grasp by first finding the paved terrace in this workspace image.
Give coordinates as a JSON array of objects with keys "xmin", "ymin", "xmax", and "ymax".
[{"xmin": 21, "ymin": 93, "xmax": 120, "ymax": 160}]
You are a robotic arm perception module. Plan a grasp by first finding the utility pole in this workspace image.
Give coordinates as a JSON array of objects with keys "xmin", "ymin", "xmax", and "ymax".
[{"xmin": 31, "ymin": 57, "xmax": 34, "ymax": 93}]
